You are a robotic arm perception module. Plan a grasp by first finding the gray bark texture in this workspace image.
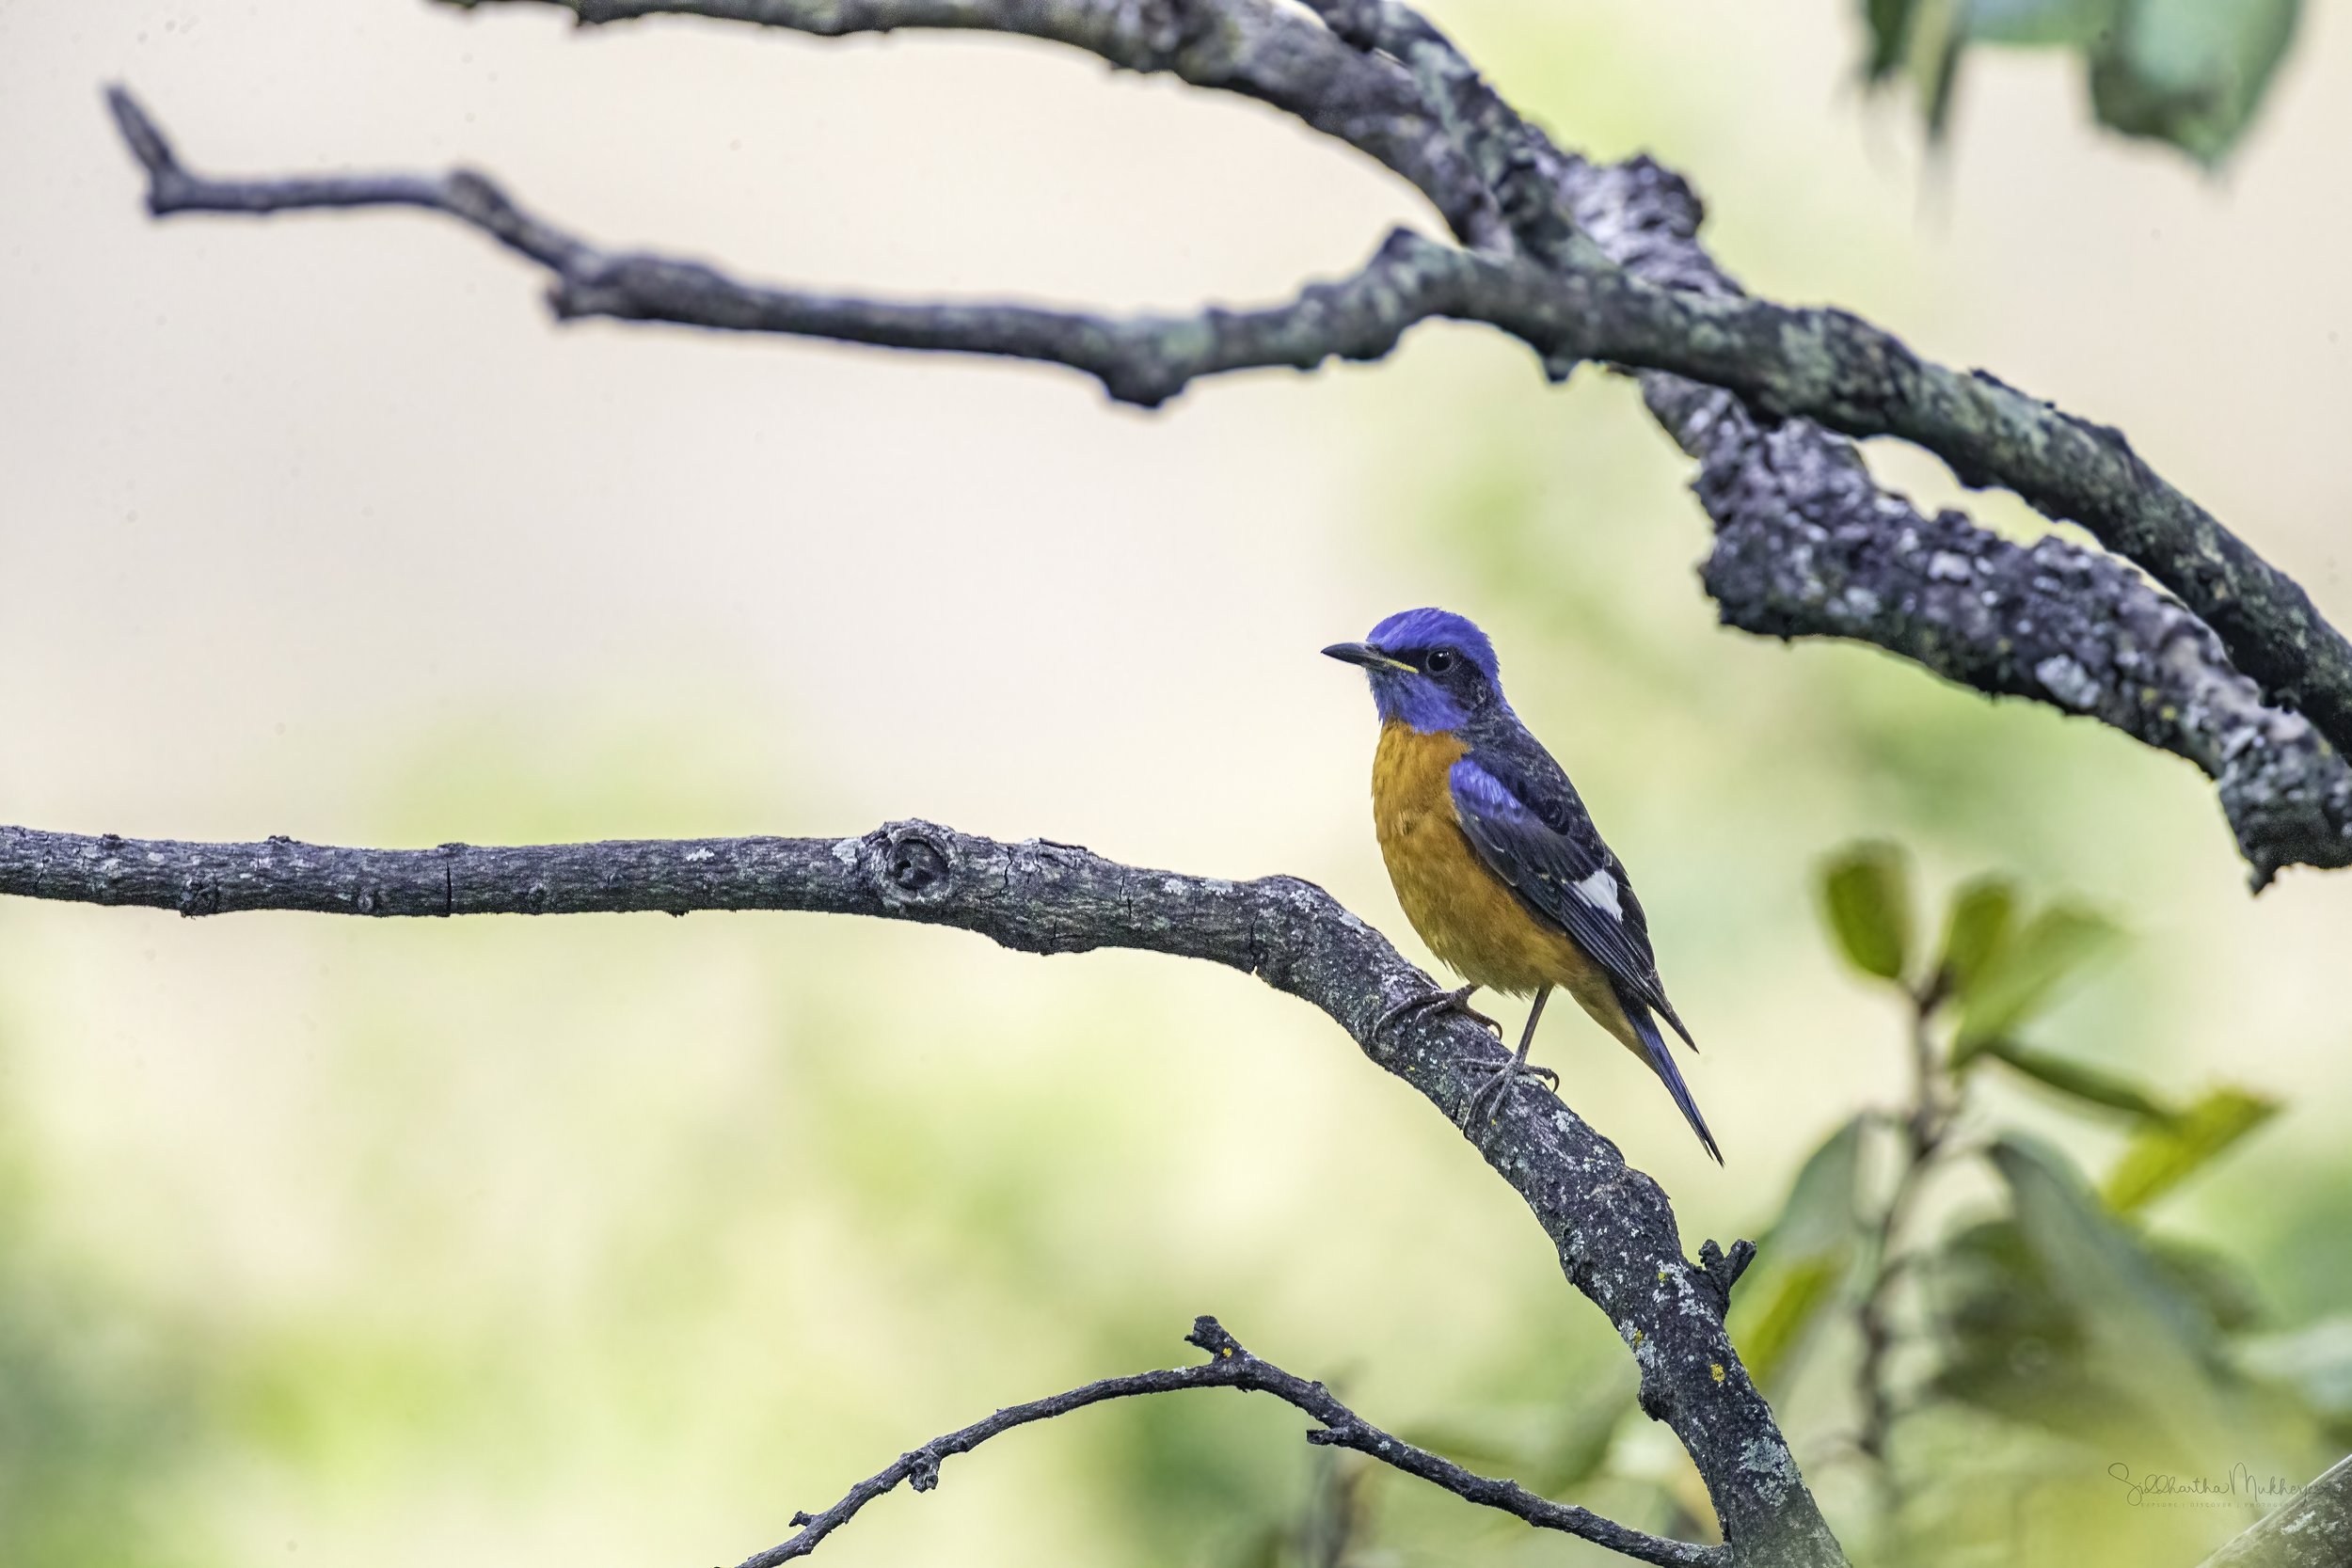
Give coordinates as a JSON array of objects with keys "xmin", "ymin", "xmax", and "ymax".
[
  {"xmin": 103, "ymin": 0, "xmax": 2352, "ymax": 884},
  {"xmin": 0, "ymin": 819, "xmax": 1839, "ymax": 1567},
  {"xmin": 2198, "ymin": 1451, "xmax": 2352, "ymax": 1568}
]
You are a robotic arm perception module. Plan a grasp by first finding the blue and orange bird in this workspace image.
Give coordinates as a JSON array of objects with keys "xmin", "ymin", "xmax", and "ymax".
[{"xmin": 1324, "ymin": 609, "xmax": 1722, "ymax": 1162}]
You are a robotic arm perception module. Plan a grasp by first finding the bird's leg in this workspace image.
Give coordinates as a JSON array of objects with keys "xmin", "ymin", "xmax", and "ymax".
[
  {"xmin": 1462, "ymin": 987, "xmax": 1559, "ymax": 1131},
  {"xmin": 1372, "ymin": 981, "xmax": 1501, "ymax": 1042}
]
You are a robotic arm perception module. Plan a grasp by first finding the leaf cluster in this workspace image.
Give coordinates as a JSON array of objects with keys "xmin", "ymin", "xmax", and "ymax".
[
  {"xmin": 1863, "ymin": 0, "xmax": 2303, "ymax": 165},
  {"xmin": 1756, "ymin": 846, "xmax": 2349, "ymax": 1548}
]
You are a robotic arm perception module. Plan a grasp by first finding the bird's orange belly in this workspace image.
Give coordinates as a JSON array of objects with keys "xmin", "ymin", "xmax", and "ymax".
[{"xmin": 1370, "ymin": 723, "xmax": 1619, "ymax": 1023}]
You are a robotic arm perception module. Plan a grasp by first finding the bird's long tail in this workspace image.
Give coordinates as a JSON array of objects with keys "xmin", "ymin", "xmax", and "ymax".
[{"xmin": 1628, "ymin": 1001, "xmax": 1723, "ymax": 1164}]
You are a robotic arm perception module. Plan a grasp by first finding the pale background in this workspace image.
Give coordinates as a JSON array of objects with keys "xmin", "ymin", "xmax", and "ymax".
[{"xmin": 1, "ymin": 2, "xmax": 2347, "ymax": 1564}]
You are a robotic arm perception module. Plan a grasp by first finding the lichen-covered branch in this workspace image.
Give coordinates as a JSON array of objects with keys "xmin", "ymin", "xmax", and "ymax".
[
  {"xmin": 1654, "ymin": 372, "xmax": 2352, "ymax": 885},
  {"xmin": 747, "ymin": 1315, "xmax": 1722, "ymax": 1568},
  {"xmin": 1524, "ymin": 108, "xmax": 2352, "ymax": 888},
  {"xmin": 0, "ymin": 817, "xmax": 1845, "ymax": 1566}
]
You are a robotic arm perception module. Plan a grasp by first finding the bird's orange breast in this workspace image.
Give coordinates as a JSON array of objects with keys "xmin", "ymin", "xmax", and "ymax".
[{"xmin": 1370, "ymin": 721, "xmax": 1618, "ymax": 1019}]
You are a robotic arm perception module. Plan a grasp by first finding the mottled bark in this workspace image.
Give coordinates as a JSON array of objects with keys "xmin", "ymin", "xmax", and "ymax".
[
  {"xmin": 0, "ymin": 818, "xmax": 1843, "ymax": 1566},
  {"xmin": 2198, "ymin": 1451, "xmax": 2352, "ymax": 1568}
]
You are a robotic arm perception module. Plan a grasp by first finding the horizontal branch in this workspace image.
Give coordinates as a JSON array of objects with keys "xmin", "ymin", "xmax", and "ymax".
[
  {"xmin": 0, "ymin": 816, "xmax": 1838, "ymax": 1564},
  {"xmin": 748, "ymin": 1315, "xmax": 1720, "ymax": 1568},
  {"xmin": 101, "ymin": 84, "xmax": 2352, "ymax": 881}
]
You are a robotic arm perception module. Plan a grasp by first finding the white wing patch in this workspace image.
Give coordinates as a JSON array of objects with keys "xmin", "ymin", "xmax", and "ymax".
[{"xmin": 1572, "ymin": 867, "xmax": 1624, "ymax": 921}]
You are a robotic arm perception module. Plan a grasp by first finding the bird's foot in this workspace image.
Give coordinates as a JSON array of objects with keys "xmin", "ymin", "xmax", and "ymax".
[
  {"xmin": 1372, "ymin": 982, "xmax": 1500, "ymax": 1043},
  {"xmin": 1459, "ymin": 1054, "xmax": 1560, "ymax": 1133}
]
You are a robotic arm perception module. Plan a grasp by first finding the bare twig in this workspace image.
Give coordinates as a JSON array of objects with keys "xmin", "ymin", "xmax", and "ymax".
[
  {"xmin": 745, "ymin": 1316, "xmax": 1722, "ymax": 1568},
  {"xmin": 0, "ymin": 816, "xmax": 1847, "ymax": 1565}
]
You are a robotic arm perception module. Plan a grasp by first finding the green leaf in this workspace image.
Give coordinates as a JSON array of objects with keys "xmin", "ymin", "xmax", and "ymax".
[
  {"xmin": 1929, "ymin": 1217, "xmax": 2122, "ymax": 1438},
  {"xmin": 2102, "ymin": 1086, "xmax": 2280, "ymax": 1212},
  {"xmin": 2145, "ymin": 1236, "xmax": 2265, "ymax": 1336},
  {"xmin": 1934, "ymin": 875, "xmax": 2017, "ymax": 1002},
  {"xmin": 1869, "ymin": 0, "xmax": 2297, "ymax": 166},
  {"xmin": 1863, "ymin": 0, "xmax": 1922, "ymax": 82},
  {"xmin": 1819, "ymin": 843, "xmax": 1915, "ymax": 983},
  {"xmin": 1964, "ymin": 0, "xmax": 2120, "ymax": 47},
  {"xmin": 1729, "ymin": 1117, "xmax": 1866, "ymax": 1393},
  {"xmin": 1953, "ymin": 899, "xmax": 2120, "ymax": 1051},
  {"xmin": 1983, "ymin": 1136, "xmax": 2243, "ymax": 1449},
  {"xmin": 2090, "ymin": 0, "xmax": 2301, "ymax": 166},
  {"xmin": 1977, "ymin": 1038, "xmax": 2176, "ymax": 1121},
  {"xmin": 1919, "ymin": 11, "xmax": 1970, "ymax": 140}
]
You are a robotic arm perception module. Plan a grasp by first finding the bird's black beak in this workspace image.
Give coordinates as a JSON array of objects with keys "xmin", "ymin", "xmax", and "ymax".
[{"xmin": 1322, "ymin": 641, "xmax": 1412, "ymax": 672}]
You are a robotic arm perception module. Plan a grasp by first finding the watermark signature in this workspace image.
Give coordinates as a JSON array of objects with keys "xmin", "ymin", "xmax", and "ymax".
[{"xmin": 2108, "ymin": 1462, "xmax": 2305, "ymax": 1509}]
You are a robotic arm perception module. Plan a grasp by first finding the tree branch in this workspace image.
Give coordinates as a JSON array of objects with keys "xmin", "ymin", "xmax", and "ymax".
[
  {"xmin": 1299, "ymin": 4, "xmax": 2352, "ymax": 769},
  {"xmin": 408, "ymin": 0, "xmax": 2352, "ymax": 808},
  {"xmin": 2199, "ymin": 1450, "xmax": 2352, "ymax": 1568},
  {"xmin": 101, "ymin": 78, "xmax": 2352, "ymax": 882},
  {"xmin": 745, "ymin": 1315, "xmax": 1722, "ymax": 1568},
  {"xmin": 0, "ymin": 817, "xmax": 1846, "ymax": 1566}
]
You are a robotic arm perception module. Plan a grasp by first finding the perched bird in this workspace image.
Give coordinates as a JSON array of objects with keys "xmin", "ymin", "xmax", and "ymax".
[{"xmin": 1324, "ymin": 609, "xmax": 1721, "ymax": 1162}]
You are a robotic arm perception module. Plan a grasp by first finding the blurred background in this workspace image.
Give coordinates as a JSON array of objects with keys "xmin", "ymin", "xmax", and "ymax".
[{"xmin": 0, "ymin": 2, "xmax": 2346, "ymax": 1564}]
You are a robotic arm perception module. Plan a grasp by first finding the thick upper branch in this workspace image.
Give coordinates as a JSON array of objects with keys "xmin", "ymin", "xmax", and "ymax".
[{"xmin": 0, "ymin": 816, "xmax": 1843, "ymax": 1565}]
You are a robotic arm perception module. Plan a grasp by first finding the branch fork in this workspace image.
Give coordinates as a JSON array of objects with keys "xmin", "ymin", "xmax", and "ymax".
[{"xmin": 745, "ymin": 1316, "xmax": 1725, "ymax": 1568}]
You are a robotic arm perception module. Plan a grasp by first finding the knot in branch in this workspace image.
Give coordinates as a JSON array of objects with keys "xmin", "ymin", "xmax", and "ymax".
[
  {"xmin": 1130, "ymin": 0, "xmax": 1221, "ymax": 72},
  {"xmin": 902, "ymin": 1445, "xmax": 944, "ymax": 1493},
  {"xmin": 1184, "ymin": 1314, "xmax": 1247, "ymax": 1361},
  {"xmin": 176, "ymin": 873, "xmax": 221, "ymax": 918},
  {"xmin": 871, "ymin": 822, "xmax": 956, "ymax": 908},
  {"xmin": 1697, "ymin": 1237, "xmax": 1757, "ymax": 1310},
  {"xmin": 1304, "ymin": 1421, "xmax": 1369, "ymax": 1448}
]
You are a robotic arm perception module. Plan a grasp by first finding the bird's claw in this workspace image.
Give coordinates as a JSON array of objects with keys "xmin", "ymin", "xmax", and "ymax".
[
  {"xmin": 1373, "ymin": 982, "xmax": 1501, "ymax": 1042},
  {"xmin": 1459, "ymin": 1056, "xmax": 1558, "ymax": 1132}
]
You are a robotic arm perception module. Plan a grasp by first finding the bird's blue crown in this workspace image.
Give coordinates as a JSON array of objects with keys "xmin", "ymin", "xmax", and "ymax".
[{"xmin": 1368, "ymin": 608, "xmax": 1500, "ymax": 680}]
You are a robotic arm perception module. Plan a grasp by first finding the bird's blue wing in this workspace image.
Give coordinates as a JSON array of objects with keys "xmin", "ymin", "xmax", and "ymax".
[{"xmin": 1448, "ymin": 753, "xmax": 1686, "ymax": 1037}]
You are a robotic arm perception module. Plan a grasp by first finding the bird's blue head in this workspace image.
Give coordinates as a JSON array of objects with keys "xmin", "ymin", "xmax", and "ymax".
[{"xmin": 1322, "ymin": 608, "xmax": 1504, "ymax": 733}]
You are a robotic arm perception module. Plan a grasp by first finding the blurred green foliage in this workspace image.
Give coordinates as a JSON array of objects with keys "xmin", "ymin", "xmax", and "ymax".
[
  {"xmin": 1863, "ymin": 0, "xmax": 2304, "ymax": 164},
  {"xmin": 0, "ymin": 1023, "xmax": 203, "ymax": 1568},
  {"xmin": 1788, "ymin": 847, "xmax": 2330, "ymax": 1560}
]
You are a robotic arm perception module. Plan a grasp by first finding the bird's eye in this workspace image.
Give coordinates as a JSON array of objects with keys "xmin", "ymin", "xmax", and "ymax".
[{"xmin": 1425, "ymin": 649, "xmax": 1457, "ymax": 674}]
